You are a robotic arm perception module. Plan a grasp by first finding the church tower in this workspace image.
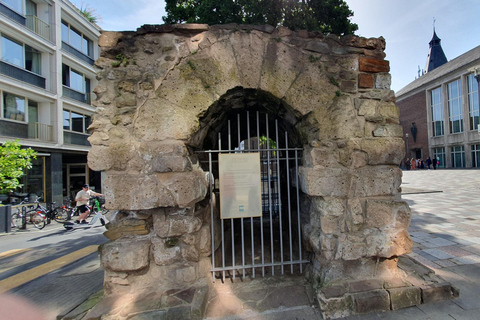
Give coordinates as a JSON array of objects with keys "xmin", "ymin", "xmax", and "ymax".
[{"xmin": 425, "ymin": 28, "xmax": 448, "ymax": 72}]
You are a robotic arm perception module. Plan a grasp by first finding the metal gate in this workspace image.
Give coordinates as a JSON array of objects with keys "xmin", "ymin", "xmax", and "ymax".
[{"xmin": 197, "ymin": 111, "xmax": 309, "ymax": 282}]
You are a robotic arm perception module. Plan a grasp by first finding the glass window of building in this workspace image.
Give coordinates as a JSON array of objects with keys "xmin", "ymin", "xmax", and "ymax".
[
  {"xmin": 62, "ymin": 64, "xmax": 86, "ymax": 93},
  {"xmin": 1, "ymin": 35, "xmax": 41, "ymax": 75},
  {"xmin": 3, "ymin": 0, "xmax": 23, "ymax": 13},
  {"xmin": 433, "ymin": 147, "xmax": 445, "ymax": 168},
  {"xmin": 448, "ymin": 79, "xmax": 463, "ymax": 134},
  {"xmin": 431, "ymin": 87, "xmax": 444, "ymax": 136},
  {"xmin": 25, "ymin": 45, "xmax": 41, "ymax": 74},
  {"xmin": 1, "ymin": 35, "xmax": 23, "ymax": 68},
  {"xmin": 63, "ymin": 109, "xmax": 90, "ymax": 133},
  {"xmin": 450, "ymin": 145, "xmax": 465, "ymax": 168},
  {"xmin": 472, "ymin": 144, "xmax": 480, "ymax": 168},
  {"xmin": 61, "ymin": 20, "xmax": 93, "ymax": 58},
  {"xmin": 3, "ymin": 92, "xmax": 25, "ymax": 121},
  {"xmin": 468, "ymin": 73, "xmax": 479, "ymax": 131},
  {"xmin": 27, "ymin": 100, "xmax": 38, "ymax": 123}
]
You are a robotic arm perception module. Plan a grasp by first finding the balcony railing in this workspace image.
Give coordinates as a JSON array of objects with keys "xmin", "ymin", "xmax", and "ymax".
[
  {"xmin": 0, "ymin": 61, "xmax": 46, "ymax": 88},
  {"xmin": 0, "ymin": 2, "xmax": 26, "ymax": 25},
  {"xmin": 26, "ymin": 15, "xmax": 50, "ymax": 41},
  {"xmin": 28, "ymin": 122, "xmax": 53, "ymax": 141},
  {"xmin": 62, "ymin": 42, "xmax": 94, "ymax": 66},
  {"xmin": 63, "ymin": 86, "xmax": 93, "ymax": 104}
]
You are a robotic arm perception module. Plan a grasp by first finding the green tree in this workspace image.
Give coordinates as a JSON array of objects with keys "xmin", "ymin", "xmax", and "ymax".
[
  {"xmin": 163, "ymin": 0, "xmax": 358, "ymax": 35},
  {"xmin": 0, "ymin": 140, "xmax": 37, "ymax": 194}
]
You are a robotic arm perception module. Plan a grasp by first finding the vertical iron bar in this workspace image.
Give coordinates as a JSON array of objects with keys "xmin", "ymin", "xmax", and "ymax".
[
  {"xmin": 286, "ymin": 132, "xmax": 293, "ymax": 273},
  {"xmin": 257, "ymin": 111, "xmax": 265, "ymax": 277},
  {"xmin": 295, "ymin": 149, "xmax": 303, "ymax": 273},
  {"xmin": 248, "ymin": 111, "xmax": 255, "ymax": 279},
  {"xmin": 275, "ymin": 120, "xmax": 284, "ymax": 274},
  {"xmin": 228, "ymin": 120, "xmax": 235, "ymax": 281},
  {"xmin": 218, "ymin": 132, "xmax": 225, "ymax": 283},
  {"xmin": 266, "ymin": 114, "xmax": 274, "ymax": 275},
  {"xmin": 238, "ymin": 114, "xmax": 246, "ymax": 279},
  {"xmin": 209, "ymin": 151, "xmax": 215, "ymax": 282},
  {"xmin": 219, "ymin": 132, "xmax": 226, "ymax": 283}
]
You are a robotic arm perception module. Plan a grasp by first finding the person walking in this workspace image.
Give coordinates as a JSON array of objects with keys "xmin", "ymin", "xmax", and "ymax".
[
  {"xmin": 426, "ymin": 157, "xmax": 432, "ymax": 169},
  {"xmin": 432, "ymin": 158, "xmax": 437, "ymax": 170},
  {"xmin": 411, "ymin": 158, "xmax": 416, "ymax": 170},
  {"xmin": 74, "ymin": 184, "xmax": 103, "ymax": 224}
]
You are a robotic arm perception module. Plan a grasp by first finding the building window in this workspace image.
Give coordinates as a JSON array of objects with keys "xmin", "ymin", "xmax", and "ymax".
[
  {"xmin": 448, "ymin": 79, "xmax": 463, "ymax": 134},
  {"xmin": 431, "ymin": 87, "xmax": 444, "ymax": 136},
  {"xmin": 468, "ymin": 73, "xmax": 479, "ymax": 131},
  {"xmin": 3, "ymin": 92, "xmax": 25, "ymax": 121},
  {"xmin": 63, "ymin": 109, "xmax": 91, "ymax": 134},
  {"xmin": 450, "ymin": 145, "xmax": 465, "ymax": 168},
  {"xmin": 472, "ymin": 144, "xmax": 480, "ymax": 168},
  {"xmin": 1, "ymin": 35, "xmax": 41, "ymax": 75},
  {"xmin": 2, "ymin": 0, "xmax": 23, "ymax": 13},
  {"xmin": 62, "ymin": 64, "xmax": 89, "ymax": 93},
  {"xmin": 61, "ymin": 20, "xmax": 93, "ymax": 57},
  {"xmin": 433, "ymin": 147, "xmax": 445, "ymax": 168}
]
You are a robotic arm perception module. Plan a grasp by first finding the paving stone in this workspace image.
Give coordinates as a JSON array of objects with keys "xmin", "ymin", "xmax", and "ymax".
[
  {"xmin": 321, "ymin": 284, "xmax": 349, "ymax": 298},
  {"xmin": 421, "ymin": 283, "xmax": 453, "ymax": 303},
  {"xmin": 388, "ymin": 286, "xmax": 421, "ymax": 310},
  {"xmin": 422, "ymin": 248, "xmax": 455, "ymax": 260},
  {"xmin": 352, "ymin": 289, "xmax": 390, "ymax": 314},
  {"xmin": 452, "ymin": 255, "xmax": 480, "ymax": 265}
]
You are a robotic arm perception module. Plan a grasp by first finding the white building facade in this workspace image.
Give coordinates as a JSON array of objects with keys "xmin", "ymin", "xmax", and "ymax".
[{"xmin": 0, "ymin": 0, "xmax": 101, "ymax": 204}]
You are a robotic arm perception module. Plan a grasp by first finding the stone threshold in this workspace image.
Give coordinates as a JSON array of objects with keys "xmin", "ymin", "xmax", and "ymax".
[{"xmin": 317, "ymin": 255, "xmax": 459, "ymax": 319}]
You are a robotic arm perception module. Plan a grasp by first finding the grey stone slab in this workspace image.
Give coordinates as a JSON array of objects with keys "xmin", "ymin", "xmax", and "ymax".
[
  {"xmin": 422, "ymin": 248, "xmax": 455, "ymax": 260},
  {"xmin": 448, "ymin": 309, "xmax": 480, "ymax": 320},
  {"xmin": 452, "ymin": 255, "xmax": 480, "ymax": 265}
]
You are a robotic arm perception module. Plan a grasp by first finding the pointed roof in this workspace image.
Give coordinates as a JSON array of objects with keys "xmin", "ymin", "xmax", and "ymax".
[{"xmin": 425, "ymin": 29, "xmax": 448, "ymax": 72}]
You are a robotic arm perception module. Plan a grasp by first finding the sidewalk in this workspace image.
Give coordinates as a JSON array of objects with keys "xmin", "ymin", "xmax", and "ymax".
[{"xmin": 64, "ymin": 169, "xmax": 480, "ymax": 320}]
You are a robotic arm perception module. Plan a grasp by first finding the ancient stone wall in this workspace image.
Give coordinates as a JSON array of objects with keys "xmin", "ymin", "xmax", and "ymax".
[{"xmin": 89, "ymin": 23, "xmax": 412, "ymax": 318}]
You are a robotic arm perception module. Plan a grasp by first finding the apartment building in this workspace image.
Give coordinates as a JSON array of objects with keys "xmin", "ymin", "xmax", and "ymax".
[
  {"xmin": 0, "ymin": 0, "xmax": 101, "ymax": 204},
  {"xmin": 397, "ymin": 30, "xmax": 480, "ymax": 169}
]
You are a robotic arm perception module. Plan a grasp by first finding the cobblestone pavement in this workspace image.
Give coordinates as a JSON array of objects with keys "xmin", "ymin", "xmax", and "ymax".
[{"xmin": 343, "ymin": 169, "xmax": 480, "ymax": 320}]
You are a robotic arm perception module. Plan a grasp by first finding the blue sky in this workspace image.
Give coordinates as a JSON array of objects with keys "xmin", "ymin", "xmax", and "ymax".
[{"xmin": 76, "ymin": 0, "xmax": 480, "ymax": 93}]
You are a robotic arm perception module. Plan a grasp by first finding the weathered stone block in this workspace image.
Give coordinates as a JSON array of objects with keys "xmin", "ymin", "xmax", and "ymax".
[
  {"xmin": 353, "ymin": 289, "xmax": 390, "ymax": 314},
  {"xmin": 100, "ymin": 238, "xmax": 151, "ymax": 272},
  {"xmin": 359, "ymin": 73, "xmax": 374, "ymax": 88},
  {"xmin": 353, "ymin": 166, "xmax": 401, "ymax": 197},
  {"xmin": 154, "ymin": 213, "xmax": 202, "ymax": 238},
  {"xmin": 359, "ymin": 57, "xmax": 390, "ymax": 73},
  {"xmin": 299, "ymin": 167, "xmax": 350, "ymax": 197},
  {"xmin": 152, "ymin": 237, "xmax": 181, "ymax": 265},
  {"xmin": 421, "ymin": 283, "xmax": 454, "ymax": 303},
  {"xmin": 388, "ymin": 286, "xmax": 421, "ymax": 310},
  {"xmin": 103, "ymin": 218, "xmax": 149, "ymax": 241},
  {"xmin": 361, "ymin": 138, "xmax": 405, "ymax": 165},
  {"xmin": 321, "ymin": 284, "xmax": 348, "ymax": 298},
  {"xmin": 317, "ymin": 293, "xmax": 353, "ymax": 319}
]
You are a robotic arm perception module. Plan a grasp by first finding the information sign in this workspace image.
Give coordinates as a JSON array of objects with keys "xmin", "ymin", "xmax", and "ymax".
[{"xmin": 219, "ymin": 153, "xmax": 262, "ymax": 219}]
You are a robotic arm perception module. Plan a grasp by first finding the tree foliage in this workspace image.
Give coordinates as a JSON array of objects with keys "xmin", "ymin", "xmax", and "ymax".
[
  {"xmin": 163, "ymin": 0, "xmax": 358, "ymax": 35},
  {"xmin": 0, "ymin": 140, "xmax": 37, "ymax": 194}
]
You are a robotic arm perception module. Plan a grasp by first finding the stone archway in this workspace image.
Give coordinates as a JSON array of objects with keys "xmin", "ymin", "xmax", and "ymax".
[{"xmin": 89, "ymin": 24, "xmax": 417, "ymax": 318}]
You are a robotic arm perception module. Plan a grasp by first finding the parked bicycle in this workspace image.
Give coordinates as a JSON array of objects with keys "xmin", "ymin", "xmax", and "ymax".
[
  {"xmin": 25, "ymin": 198, "xmax": 67, "ymax": 224},
  {"xmin": 11, "ymin": 199, "xmax": 46, "ymax": 230}
]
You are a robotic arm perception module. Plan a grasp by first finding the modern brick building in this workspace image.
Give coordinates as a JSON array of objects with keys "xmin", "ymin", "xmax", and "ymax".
[
  {"xmin": 0, "ymin": 0, "xmax": 101, "ymax": 204},
  {"xmin": 396, "ymin": 30, "xmax": 480, "ymax": 169}
]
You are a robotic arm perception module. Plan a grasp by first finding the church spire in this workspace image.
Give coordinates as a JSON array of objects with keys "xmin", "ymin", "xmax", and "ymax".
[{"xmin": 425, "ymin": 22, "xmax": 448, "ymax": 73}]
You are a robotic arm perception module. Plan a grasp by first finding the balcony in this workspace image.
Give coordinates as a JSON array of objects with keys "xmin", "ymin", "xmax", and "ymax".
[
  {"xmin": 62, "ymin": 42, "xmax": 94, "ymax": 66},
  {"xmin": 0, "ymin": 119, "xmax": 28, "ymax": 138},
  {"xmin": 62, "ymin": 86, "xmax": 92, "ymax": 105},
  {"xmin": 28, "ymin": 122, "xmax": 53, "ymax": 141},
  {"xmin": 63, "ymin": 131, "xmax": 90, "ymax": 146},
  {"xmin": 0, "ymin": 61, "xmax": 46, "ymax": 88},
  {"xmin": 0, "ymin": 2, "xmax": 26, "ymax": 25},
  {"xmin": 26, "ymin": 15, "xmax": 50, "ymax": 41}
]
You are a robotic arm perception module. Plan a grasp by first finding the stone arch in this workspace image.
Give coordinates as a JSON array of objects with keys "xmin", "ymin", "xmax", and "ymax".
[{"xmin": 89, "ymin": 24, "xmax": 413, "ymax": 317}]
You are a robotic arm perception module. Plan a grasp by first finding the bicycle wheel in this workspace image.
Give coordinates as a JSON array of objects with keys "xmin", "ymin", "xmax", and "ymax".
[
  {"xmin": 27, "ymin": 210, "xmax": 46, "ymax": 229},
  {"xmin": 54, "ymin": 208, "xmax": 69, "ymax": 223},
  {"xmin": 11, "ymin": 213, "xmax": 22, "ymax": 228}
]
